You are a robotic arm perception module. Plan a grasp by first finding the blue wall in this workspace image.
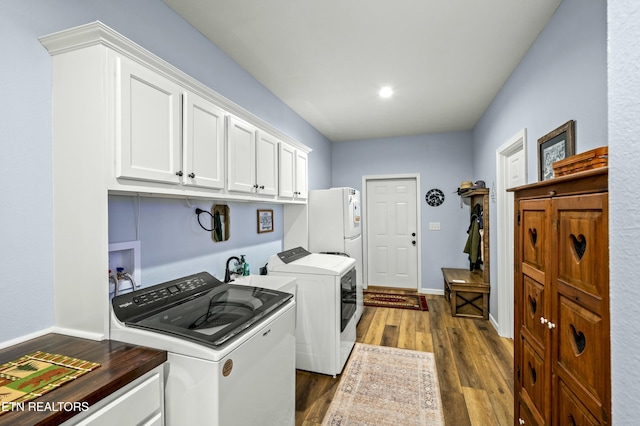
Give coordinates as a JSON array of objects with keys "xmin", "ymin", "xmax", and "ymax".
[
  {"xmin": 332, "ymin": 132, "xmax": 475, "ymax": 291},
  {"xmin": 330, "ymin": 0, "xmax": 607, "ymax": 325},
  {"xmin": 472, "ymin": 0, "xmax": 607, "ymax": 321},
  {"xmin": 0, "ymin": 0, "xmax": 331, "ymax": 343},
  {"xmin": 108, "ymin": 197, "xmax": 284, "ymax": 286}
]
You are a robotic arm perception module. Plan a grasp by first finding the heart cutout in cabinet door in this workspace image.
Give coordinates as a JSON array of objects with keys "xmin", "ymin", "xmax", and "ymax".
[
  {"xmin": 528, "ymin": 362, "xmax": 537, "ymax": 385},
  {"xmin": 570, "ymin": 234, "xmax": 587, "ymax": 260},
  {"xmin": 529, "ymin": 228, "xmax": 537, "ymax": 247},
  {"xmin": 570, "ymin": 324, "xmax": 586, "ymax": 355},
  {"xmin": 528, "ymin": 295, "xmax": 537, "ymax": 315}
]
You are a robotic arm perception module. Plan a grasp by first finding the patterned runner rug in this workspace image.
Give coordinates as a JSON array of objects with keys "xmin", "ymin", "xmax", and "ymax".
[
  {"xmin": 363, "ymin": 291, "xmax": 428, "ymax": 311},
  {"xmin": 322, "ymin": 343, "xmax": 444, "ymax": 426}
]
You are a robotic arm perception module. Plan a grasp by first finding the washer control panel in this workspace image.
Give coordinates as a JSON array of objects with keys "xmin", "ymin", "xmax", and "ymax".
[{"xmin": 112, "ymin": 271, "xmax": 221, "ymax": 322}]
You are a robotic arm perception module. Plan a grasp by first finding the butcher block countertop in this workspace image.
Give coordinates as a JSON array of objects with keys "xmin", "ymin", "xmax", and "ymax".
[{"xmin": 0, "ymin": 333, "xmax": 167, "ymax": 426}]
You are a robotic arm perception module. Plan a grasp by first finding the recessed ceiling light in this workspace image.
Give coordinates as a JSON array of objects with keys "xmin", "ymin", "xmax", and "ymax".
[{"xmin": 379, "ymin": 86, "xmax": 393, "ymax": 98}]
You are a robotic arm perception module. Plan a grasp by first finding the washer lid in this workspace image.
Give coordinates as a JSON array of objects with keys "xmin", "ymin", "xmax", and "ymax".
[
  {"xmin": 112, "ymin": 272, "xmax": 292, "ymax": 348},
  {"xmin": 268, "ymin": 252, "xmax": 355, "ymax": 275}
]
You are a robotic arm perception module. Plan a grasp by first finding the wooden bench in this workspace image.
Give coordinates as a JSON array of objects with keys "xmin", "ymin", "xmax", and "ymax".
[{"xmin": 442, "ymin": 267, "xmax": 490, "ymax": 320}]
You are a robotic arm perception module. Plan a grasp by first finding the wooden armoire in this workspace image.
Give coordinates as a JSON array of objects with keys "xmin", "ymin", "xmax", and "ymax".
[{"xmin": 510, "ymin": 168, "xmax": 609, "ymax": 426}]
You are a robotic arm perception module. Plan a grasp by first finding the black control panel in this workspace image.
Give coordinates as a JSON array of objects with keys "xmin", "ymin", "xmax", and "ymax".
[
  {"xmin": 112, "ymin": 271, "xmax": 223, "ymax": 323},
  {"xmin": 276, "ymin": 247, "xmax": 311, "ymax": 264}
]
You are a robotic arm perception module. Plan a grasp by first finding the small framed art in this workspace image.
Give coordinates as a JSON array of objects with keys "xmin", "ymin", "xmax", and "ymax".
[
  {"xmin": 257, "ymin": 209, "xmax": 274, "ymax": 233},
  {"xmin": 538, "ymin": 120, "xmax": 575, "ymax": 181}
]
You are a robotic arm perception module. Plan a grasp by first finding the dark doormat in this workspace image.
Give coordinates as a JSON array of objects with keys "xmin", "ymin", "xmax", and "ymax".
[{"xmin": 363, "ymin": 291, "xmax": 428, "ymax": 311}]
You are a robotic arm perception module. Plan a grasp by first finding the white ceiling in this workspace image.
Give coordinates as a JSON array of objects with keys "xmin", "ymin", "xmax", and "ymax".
[{"xmin": 163, "ymin": 0, "xmax": 562, "ymax": 142}]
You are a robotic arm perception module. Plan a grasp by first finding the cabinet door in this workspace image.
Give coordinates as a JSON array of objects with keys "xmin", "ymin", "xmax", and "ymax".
[
  {"xmin": 116, "ymin": 56, "xmax": 182, "ymax": 184},
  {"xmin": 182, "ymin": 93, "xmax": 226, "ymax": 189},
  {"xmin": 516, "ymin": 198, "xmax": 552, "ymax": 424},
  {"xmin": 279, "ymin": 143, "xmax": 296, "ymax": 198},
  {"xmin": 67, "ymin": 366, "xmax": 163, "ymax": 426},
  {"xmin": 227, "ymin": 116, "xmax": 256, "ymax": 193},
  {"xmin": 551, "ymin": 193, "xmax": 609, "ymax": 425},
  {"xmin": 295, "ymin": 150, "xmax": 308, "ymax": 200},
  {"xmin": 255, "ymin": 131, "xmax": 279, "ymax": 196}
]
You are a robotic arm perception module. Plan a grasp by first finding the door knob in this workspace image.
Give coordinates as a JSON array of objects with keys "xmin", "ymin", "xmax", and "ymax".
[
  {"xmin": 412, "ymin": 233, "xmax": 416, "ymax": 237},
  {"xmin": 412, "ymin": 240, "xmax": 416, "ymax": 246}
]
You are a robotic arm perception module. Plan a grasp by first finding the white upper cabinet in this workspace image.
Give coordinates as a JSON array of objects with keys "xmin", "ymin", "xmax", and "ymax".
[
  {"xmin": 43, "ymin": 21, "xmax": 310, "ymax": 204},
  {"xmin": 255, "ymin": 131, "xmax": 279, "ymax": 196},
  {"xmin": 116, "ymin": 56, "xmax": 182, "ymax": 184},
  {"xmin": 182, "ymin": 92, "xmax": 226, "ymax": 189},
  {"xmin": 279, "ymin": 142, "xmax": 308, "ymax": 200},
  {"xmin": 295, "ymin": 150, "xmax": 308, "ymax": 200},
  {"xmin": 279, "ymin": 143, "xmax": 296, "ymax": 198},
  {"xmin": 227, "ymin": 116, "xmax": 257, "ymax": 193},
  {"xmin": 227, "ymin": 117, "xmax": 279, "ymax": 197}
]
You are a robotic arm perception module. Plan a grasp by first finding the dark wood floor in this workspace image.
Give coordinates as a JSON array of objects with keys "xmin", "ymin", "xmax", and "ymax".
[{"xmin": 295, "ymin": 289, "xmax": 514, "ymax": 426}]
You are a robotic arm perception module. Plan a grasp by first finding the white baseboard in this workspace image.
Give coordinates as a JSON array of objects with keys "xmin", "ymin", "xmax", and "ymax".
[
  {"xmin": 0, "ymin": 327, "xmax": 105, "ymax": 350},
  {"xmin": 489, "ymin": 313, "xmax": 500, "ymax": 333},
  {"xmin": 419, "ymin": 288, "xmax": 444, "ymax": 296},
  {"xmin": 0, "ymin": 327, "xmax": 56, "ymax": 350},
  {"xmin": 51, "ymin": 327, "xmax": 105, "ymax": 341}
]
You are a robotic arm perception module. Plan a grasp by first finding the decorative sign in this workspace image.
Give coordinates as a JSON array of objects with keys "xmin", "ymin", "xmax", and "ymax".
[
  {"xmin": 257, "ymin": 209, "xmax": 274, "ymax": 233},
  {"xmin": 425, "ymin": 189, "xmax": 445, "ymax": 207}
]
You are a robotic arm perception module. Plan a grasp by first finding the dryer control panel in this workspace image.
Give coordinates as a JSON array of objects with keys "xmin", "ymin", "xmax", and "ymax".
[{"xmin": 276, "ymin": 247, "xmax": 311, "ymax": 264}]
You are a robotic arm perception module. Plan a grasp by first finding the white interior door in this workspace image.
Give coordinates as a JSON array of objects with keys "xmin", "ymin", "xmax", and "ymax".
[
  {"xmin": 365, "ymin": 178, "xmax": 418, "ymax": 289},
  {"xmin": 496, "ymin": 129, "xmax": 527, "ymax": 338}
]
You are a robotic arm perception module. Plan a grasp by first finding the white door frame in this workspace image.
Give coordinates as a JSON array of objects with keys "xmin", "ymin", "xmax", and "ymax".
[
  {"xmin": 496, "ymin": 129, "xmax": 527, "ymax": 338},
  {"xmin": 361, "ymin": 173, "xmax": 422, "ymax": 290}
]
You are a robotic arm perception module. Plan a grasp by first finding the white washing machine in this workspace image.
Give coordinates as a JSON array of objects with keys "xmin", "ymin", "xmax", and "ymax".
[
  {"xmin": 268, "ymin": 247, "xmax": 356, "ymax": 377},
  {"xmin": 110, "ymin": 272, "xmax": 296, "ymax": 426}
]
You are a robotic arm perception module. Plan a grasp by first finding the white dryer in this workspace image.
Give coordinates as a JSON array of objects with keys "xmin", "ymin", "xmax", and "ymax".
[{"xmin": 268, "ymin": 247, "xmax": 356, "ymax": 377}]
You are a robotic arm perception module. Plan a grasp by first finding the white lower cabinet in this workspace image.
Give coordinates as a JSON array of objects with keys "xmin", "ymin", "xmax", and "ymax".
[{"xmin": 62, "ymin": 365, "xmax": 164, "ymax": 426}]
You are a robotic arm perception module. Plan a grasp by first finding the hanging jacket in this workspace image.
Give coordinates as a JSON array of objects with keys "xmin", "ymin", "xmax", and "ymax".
[{"xmin": 464, "ymin": 204, "xmax": 483, "ymax": 270}]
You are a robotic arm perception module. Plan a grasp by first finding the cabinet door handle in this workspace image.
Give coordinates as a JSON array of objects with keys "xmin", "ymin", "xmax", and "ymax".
[
  {"xmin": 259, "ymin": 185, "xmax": 265, "ymax": 189},
  {"xmin": 518, "ymin": 419, "xmax": 525, "ymax": 425},
  {"xmin": 175, "ymin": 171, "xmax": 183, "ymax": 177},
  {"xmin": 540, "ymin": 316, "xmax": 548, "ymax": 324},
  {"xmin": 412, "ymin": 240, "xmax": 416, "ymax": 246},
  {"xmin": 253, "ymin": 184, "xmax": 259, "ymax": 189},
  {"xmin": 188, "ymin": 173, "xmax": 195, "ymax": 178},
  {"xmin": 547, "ymin": 322, "xmax": 556, "ymax": 329}
]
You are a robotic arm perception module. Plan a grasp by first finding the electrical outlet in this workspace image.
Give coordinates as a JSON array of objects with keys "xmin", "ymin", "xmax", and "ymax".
[{"xmin": 429, "ymin": 222, "xmax": 441, "ymax": 231}]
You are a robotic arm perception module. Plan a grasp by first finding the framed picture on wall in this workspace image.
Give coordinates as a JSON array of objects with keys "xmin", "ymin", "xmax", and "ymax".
[
  {"xmin": 537, "ymin": 120, "xmax": 575, "ymax": 181},
  {"xmin": 257, "ymin": 209, "xmax": 274, "ymax": 233}
]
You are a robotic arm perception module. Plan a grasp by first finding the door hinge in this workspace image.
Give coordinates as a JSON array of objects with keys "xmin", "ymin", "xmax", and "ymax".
[
  {"xmin": 517, "ymin": 210, "xmax": 521, "ymax": 225},
  {"xmin": 516, "ymin": 365, "xmax": 521, "ymax": 382}
]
